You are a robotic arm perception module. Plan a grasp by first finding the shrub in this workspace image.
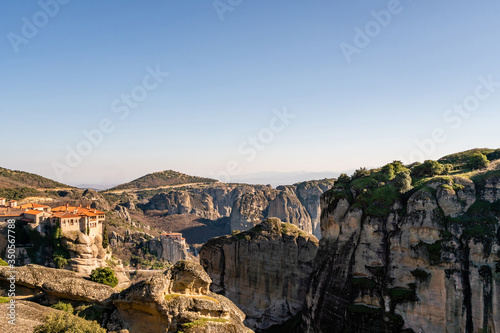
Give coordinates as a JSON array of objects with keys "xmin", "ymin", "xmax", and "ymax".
[
  {"xmin": 0, "ymin": 259, "xmax": 9, "ymax": 266},
  {"xmin": 467, "ymin": 153, "xmax": 490, "ymax": 170},
  {"xmin": 51, "ymin": 302, "xmax": 74, "ymax": 313},
  {"xmin": 381, "ymin": 164, "xmax": 396, "ymax": 181},
  {"xmin": 53, "ymin": 255, "xmax": 68, "ymax": 269},
  {"xmin": 181, "ymin": 318, "xmax": 228, "ymax": 329},
  {"xmin": 90, "ymin": 267, "xmax": 118, "ymax": 287},
  {"xmin": 393, "ymin": 170, "xmax": 412, "ymax": 193},
  {"xmin": 336, "ymin": 173, "xmax": 351, "ymax": 185},
  {"xmin": 352, "ymin": 168, "xmax": 371, "ymax": 180},
  {"xmin": 33, "ymin": 312, "xmax": 105, "ymax": 333},
  {"xmin": 411, "ymin": 160, "xmax": 449, "ymax": 178},
  {"xmin": 486, "ymin": 149, "xmax": 500, "ymax": 161}
]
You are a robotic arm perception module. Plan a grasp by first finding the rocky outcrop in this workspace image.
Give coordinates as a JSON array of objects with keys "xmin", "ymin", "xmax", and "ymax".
[
  {"xmin": 61, "ymin": 231, "xmax": 108, "ymax": 272},
  {"xmin": 106, "ymin": 261, "xmax": 252, "ymax": 333},
  {"xmin": 114, "ymin": 205, "xmax": 132, "ymax": 223},
  {"xmin": 230, "ymin": 188, "xmax": 278, "ymax": 232},
  {"xmin": 268, "ymin": 187, "xmax": 313, "ymax": 234},
  {"xmin": 0, "ymin": 265, "xmax": 115, "ymax": 305},
  {"xmin": 0, "ymin": 300, "xmax": 62, "ymax": 333},
  {"xmin": 300, "ymin": 171, "xmax": 500, "ymax": 333},
  {"xmin": 148, "ymin": 233, "xmax": 190, "ymax": 264},
  {"xmin": 81, "ymin": 189, "xmax": 111, "ymax": 211},
  {"xmin": 200, "ymin": 218, "xmax": 319, "ymax": 331},
  {"xmin": 479, "ymin": 174, "xmax": 500, "ymax": 203},
  {"xmin": 60, "ymin": 229, "xmax": 130, "ymax": 288},
  {"xmin": 143, "ymin": 180, "xmax": 334, "ymax": 239}
]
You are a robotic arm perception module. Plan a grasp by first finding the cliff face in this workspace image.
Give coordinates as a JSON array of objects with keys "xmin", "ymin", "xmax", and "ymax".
[
  {"xmin": 107, "ymin": 261, "xmax": 252, "ymax": 333},
  {"xmin": 143, "ymin": 180, "xmax": 334, "ymax": 239},
  {"xmin": 300, "ymin": 161, "xmax": 500, "ymax": 333},
  {"xmin": 148, "ymin": 234, "xmax": 190, "ymax": 264},
  {"xmin": 200, "ymin": 218, "xmax": 319, "ymax": 331}
]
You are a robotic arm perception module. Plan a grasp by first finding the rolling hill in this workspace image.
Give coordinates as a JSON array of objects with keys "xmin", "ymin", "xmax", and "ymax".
[
  {"xmin": 106, "ymin": 170, "xmax": 217, "ymax": 192},
  {"xmin": 0, "ymin": 166, "xmax": 73, "ymax": 200}
]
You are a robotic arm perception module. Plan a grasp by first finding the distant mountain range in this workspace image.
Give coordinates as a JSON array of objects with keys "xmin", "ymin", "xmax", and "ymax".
[{"xmin": 229, "ymin": 171, "xmax": 341, "ymax": 188}]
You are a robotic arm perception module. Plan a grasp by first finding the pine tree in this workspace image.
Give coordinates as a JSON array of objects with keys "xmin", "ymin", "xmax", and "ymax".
[{"xmin": 102, "ymin": 223, "xmax": 109, "ymax": 249}]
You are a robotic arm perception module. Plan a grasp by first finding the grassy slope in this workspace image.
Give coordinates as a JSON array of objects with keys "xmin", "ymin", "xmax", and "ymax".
[
  {"xmin": 107, "ymin": 170, "xmax": 217, "ymax": 191},
  {"xmin": 0, "ymin": 167, "xmax": 73, "ymax": 200},
  {"xmin": 0, "ymin": 167, "xmax": 69, "ymax": 189}
]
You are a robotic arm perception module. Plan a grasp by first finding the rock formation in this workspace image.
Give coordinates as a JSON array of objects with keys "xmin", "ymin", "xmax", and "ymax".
[
  {"xmin": 114, "ymin": 205, "xmax": 132, "ymax": 223},
  {"xmin": 0, "ymin": 264, "xmax": 115, "ymax": 305},
  {"xmin": 0, "ymin": 300, "xmax": 63, "ymax": 333},
  {"xmin": 200, "ymin": 218, "xmax": 319, "ymax": 331},
  {"xmin": 148, "ymin": 232, "xmax": 190, "ymax": 264},
  {"xmin": 143, "ymin": 180, "xmax": 334, "ymax": 239},
  {"xmin": 299, "ymin": 161, "xmax": 500, "ymax": 332},
  {"xmin": 81, "ymin": 189, "xmax": 111, "ymax": 211},
  {"xmin": 106, "ymin": 261, "xmax": 252, "ymax": 333}
]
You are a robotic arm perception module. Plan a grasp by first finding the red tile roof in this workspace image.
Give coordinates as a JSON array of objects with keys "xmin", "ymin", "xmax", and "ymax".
[
  {"xmin": 24, "ymin": 210, "xmax": 44, "ymax": 215},
  {"xmin": 52, "ymin": 212, "xmax": 81, "ymax": 218},
  {"xmin": 52, "ymin": 206, "xmax": 104, "ymax": 215},
  {"xmin": 19, "ymin": 203, "xmax": 50, "ymax": 209}
]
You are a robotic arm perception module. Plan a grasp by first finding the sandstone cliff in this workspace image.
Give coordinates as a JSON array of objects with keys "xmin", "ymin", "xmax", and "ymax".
[
  {"xmin": 61, "ymin": 230, "xmax": 130, "ymax": 289},
  {"xmin": 106, "ymin": 261, "xmax": 252, "ymax": 333},
  {"xmin": 148, "ymin": 233, "xmax": 190, "ymax": 263},
  {"xmin": 200, "ymin": 218, "xmax": 319, "ymax": 331},
  {"xmin": 143, "ymin": 180, "xmax": 334, "ymax": 239},
  {"xmin": 300, "ymin": 158, "xmax": 500, "ymax": 333}
]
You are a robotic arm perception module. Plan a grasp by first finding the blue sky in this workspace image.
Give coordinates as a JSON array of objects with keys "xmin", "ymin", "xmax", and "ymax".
[{"xmin": 1, "ymin": 0, "xmax": 499, "ymax": 187}]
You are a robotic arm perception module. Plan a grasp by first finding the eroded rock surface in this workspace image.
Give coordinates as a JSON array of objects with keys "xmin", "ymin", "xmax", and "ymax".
[
  {"xmin": 143, "ymin": 180, "xmax": 334, "ymax": 239},
  {"xmin": 200, "ymin": 218, "xmax": 319, "ymax": 331},
  {"xmin": 300, "ymin": 171, "xmax": 500, "ymax": 333},
  {"xmin": 107, "ymin": 261, "xmax": 252, "ymax": 333},
  {"xmin": 0, "ymin": 264, "xmax": 115, "ymax": 304},
  {"xmin": 0, "ymin": 300, "xmax": 62, "ymax": 333}
]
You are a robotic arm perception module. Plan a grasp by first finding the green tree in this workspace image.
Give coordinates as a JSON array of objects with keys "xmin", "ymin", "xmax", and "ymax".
[
  {"xmin": 352, "ymin": 167, "xmax": 370, "ymax": 180},
  {"xmin": 336, "ymin": 173, "xmax": 351, "ymax": 184},
  {"xmin": 102, "ymin": 223, "xmax": 109, "ymax": 249},
  {"xmin": 90, "ymin": 267, "xmax": 118, "ymax": 287},
  {"xmin": 467, "ymin": 153, "xmax": 490, "ymax": 170},
  {"xmin": 411, "ymin": 160, "xmax": 449, "ymax": 178},
  {"xmin": 393, "ymin": 170, "xmax": 413, "ymax": 193},
  {"xmin": 381, "ymin": 164, "xmax": 396, "ymax": 181},
  {"xmin": 487, "ymin": 149, "xmax": 500, "ymax": 161}
]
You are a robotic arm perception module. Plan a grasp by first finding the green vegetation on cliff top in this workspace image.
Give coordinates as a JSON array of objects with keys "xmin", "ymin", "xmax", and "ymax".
[
  {"xmin": 107, "ymin": 170, "xmax": 217, "ymax": 191},
  {"xmin": 326, "ymin": 148, "xmax": 500, "ymax": 219}
]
